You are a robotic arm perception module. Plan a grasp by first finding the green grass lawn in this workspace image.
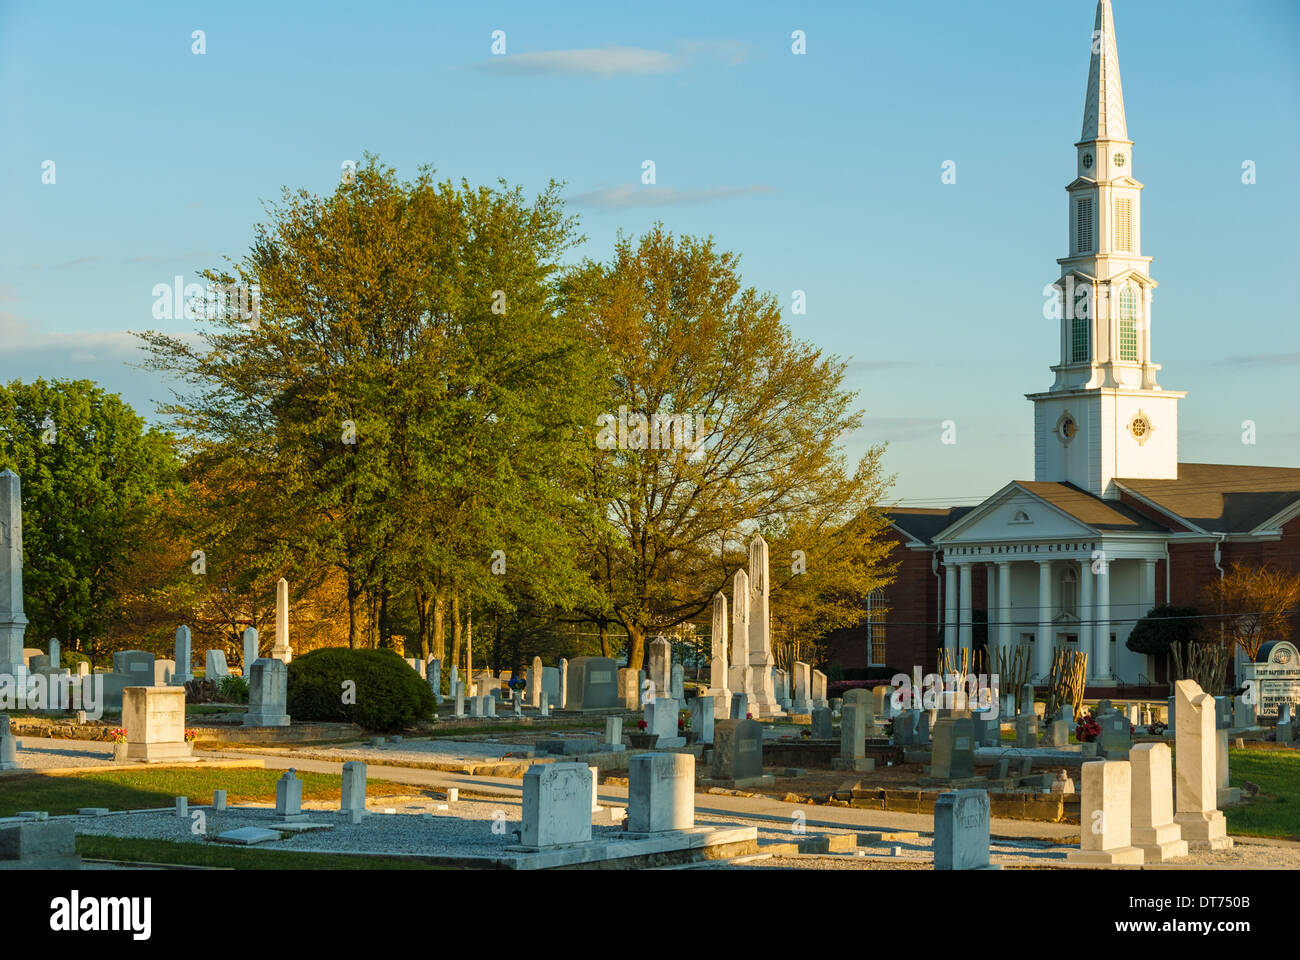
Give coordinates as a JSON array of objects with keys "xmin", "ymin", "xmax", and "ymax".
[
  {"xmin": 0, "ymin": 767, "xmax": 428, "ymax": 818},
  {"xmin": 1226, "ymin": 749, "xmax": 1300, "ymax": 840},
  {"xmin": 75, "ymin": 835, "xmax": 446, "ymax": 870}
]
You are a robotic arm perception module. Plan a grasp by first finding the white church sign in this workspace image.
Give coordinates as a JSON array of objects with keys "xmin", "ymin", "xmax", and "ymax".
[{"xmin": 1247, "ymin": 640, "xmax": 1300, "ymax": 719}]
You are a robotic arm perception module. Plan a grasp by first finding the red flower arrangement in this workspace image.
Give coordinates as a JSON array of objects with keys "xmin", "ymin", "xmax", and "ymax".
[
  {"xmin": 637, "ymin": 719, "xmax": 647, "ymax": 732},
  {"xmin": 1075, "ymin": 712, "xmax": 1101, "ymax": 743}
]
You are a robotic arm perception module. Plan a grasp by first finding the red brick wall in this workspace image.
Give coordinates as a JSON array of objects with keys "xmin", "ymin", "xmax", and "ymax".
[{"xmin": 825, "ymin": 532, "xmax": 941, "ymax": 675}]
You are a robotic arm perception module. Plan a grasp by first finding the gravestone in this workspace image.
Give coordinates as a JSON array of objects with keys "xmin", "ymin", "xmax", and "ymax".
[
  {"xmin": 275, "ymin": 769, "xmax": 304, "ymax": 821},
  {"xmin": 242, "ymin": 627, "xmax": 258, "ymax": 676},
  {"xmin": 454, "ymin": 681, "xmax": 466, "ymax": 717},
  {"xmin": 244, "ymin": 659, "xmax": 290, "ymax": 727},
  {"xmin": 1231, "ymin": 695, "xmax": 1255, "ymax": 730},
  {"xmin": 1216, "ymin": 728, "xmax": 1239, "ymax": 806},
  {"xmin": 555, "ymin": 660, "xmax": 567, "ymax": 709},
  {"xmin": 916, "ymin": 711, "xmax": 931, "ymax": 745},
  {"xmin": 627, "ymin": 752, "xmax": 694, "ymax": 833},
  {"xmin": 970, "ymin": 709, "xmax": 998, "ymax": 748},
  {"xmin": 521, "ymin": 762, "xmax": 592, "ymax": 847},
  {"xmin": 123, "ymin": 687, "xmax": 193, "ymax": 763},
  {"xmin": 153, "ymin": 659, "xmax": 175, "ymax": 686},
  {"xmin": 872, "ymin": 685, "xmax": 891, "ymax": 720},
  {"xmin": 645, "ymin": 697, "xmax": 682, "ymax": 746},
  {"xmin": 205, "ymin": 649, "xmax": 230, "ymax": 680},
  {"xmin": 428, "ymin": 658, "xmax": 442, "ymax": 705},
  {"xmin": 602, "ymin": 716, "xmax": 624, "ymax": 751},
  {"xmin": 0, "ymin": 471, "xmax": 29, "ymax": 683},
  {"xmin": 618, "ymin": 667, "xmax": 640, "ymax": 709},
  {"xmin": 470, "ymin": 696, "xmax": 485, "ymax": 718},
  {"xmin": 1172, "ymin": 680, "xmax": 1233, "ymax": 850},
  {"xmin": 100, "ymin": 650, "xmax": 157, "ymax": 710},
  {"xmin": 773, "ymin": 667, "xmax": 790, "ymax": 710},
  {"xmin": 894, "ymin": 709, "xmax": 916, "ymax": 746},
  {"xmin": 527, "ymin": 656, "xmax": 543, "ymax": 708},
  {"xmin": 0, "ymin": 715, "xmax": 20, "ymax": 770},
  {"xmin": 709, "ymin": 592, "xmax": 731, "ymax": 714},
  {"xmin": 272, "ymin": 577, "xmax": 292, "ymax": 663},
  {"xmin": 1046, "ymin": 718, "xmax": 1070, "ymax": 748},
  {"xmin": 172, "ymin": 625, "xmax": 193, "ymax": 684},
  {"xmin": 811, "ymin": 670, "xmax": 828, "ymax": 709},
  {"xmin": 792, "ymin": 661, "xmax": 812, "ymax": 713},
  {"xmin": 1019, "ymin": 683, "xmax": 1034, "ymax": 716},
  {"xmin": 839, "ymin": 703, "xmax": 872, "ymax": 772},
  {"xmin": 730, "ymin": 692, "xmax": 748, "ymax": 719},
  {"xmin": 564, "ymin": 657, "xmax": 619, "ymax": 710},
  {"xmin": 485, "ymin": 694, "xmax": 496, "ymax": 717},
  {"xmin": 1015, "ymin": 713, "xmax": 1037, "ymax": 748},
  {"xmin": 1099, "ymin": 712, "xmax": 1131, "ymax": 758},
  {"xmin": 1060, "ymin": 704, "xmax": 1074, "ymax": 728},
  {"xmin": 648, "ymin": 638, "xmax": 671, "ymax": 701},
  {"xmin": 670, "ymin": 663, "xmax": 684, "ymax": 702},
  {"xmin": 0, "ymin": 820, "xmax": 81, "ymax": 870},
  {"xmin": 712, "ymin": 718, "xmax": 763, "ymax": 783},
  {"xmin": 810, "ymin": 706, "xmax": 833, "ymax": 739},
  {"xmin": 931, "ymin": 717, "xmax": 975, "ymax": 779},
  {"xmin": 690, "ymin": 695, "xmax": 715, "ymax": 743},
  {"xmin": 1130, "ymin": 743, "xmax": 1188, "ymax": 862},
  {"xmin": 539, "ymin": 692, "xmax": 550, "ymax": 717},
  {"xmin": 933, "ymin": 789, "xmax": 996, "ymax": 870},
  {"xmin": 1066, "ymin": 760, "xmax": 1144, "ymax": 864}
]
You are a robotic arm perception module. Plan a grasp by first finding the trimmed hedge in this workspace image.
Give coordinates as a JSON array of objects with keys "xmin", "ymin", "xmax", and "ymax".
[{"xmin": 287, "ymin": 648, "xmax": 434, "ymax": 732}]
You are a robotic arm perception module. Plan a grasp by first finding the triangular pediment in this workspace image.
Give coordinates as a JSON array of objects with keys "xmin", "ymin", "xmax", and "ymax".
[
  {"xmin": 932, "ymin": 483, "xmax": 1102, "ymax": 544},
  {"xmin": 1065, "ymin": 175, "xmax": 1143, "ymax": 190}
]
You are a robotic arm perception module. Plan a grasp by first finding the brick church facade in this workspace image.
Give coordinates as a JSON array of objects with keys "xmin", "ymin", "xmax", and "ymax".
[{"xmin": 828, "ymin": 2, "xmax": 1300, "ymax": 693}]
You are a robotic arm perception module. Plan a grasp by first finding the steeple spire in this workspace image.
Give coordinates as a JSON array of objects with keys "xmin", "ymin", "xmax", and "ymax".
[{"xmin": 1081, "ymin": 0, "xmax": 1127, "ymax": 141}]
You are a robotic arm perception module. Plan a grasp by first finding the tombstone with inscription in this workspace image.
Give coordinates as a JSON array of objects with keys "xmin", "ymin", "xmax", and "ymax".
[
  {"xmin": 810, "ymin": 706, "xmax": 833, "ymax": 739},
  {"xmin": 123, "ymin": 687, "xmax": 194, "ymax": 762},
  {"xmin": 100, "ymin": 650, "xmax": 157, "ymax": 710},
  {"xmin": 205, "ymin": 649, "xmax": 230, "ymax": 680},
  {"xmin": 791, "ymin": 661, "xmax": 812, "ymax": 714},
  {"xmin": 690, "ymin": 694, "xmax": 715, "ymax": 743},
  {"xmin": 933, "ymin": 789, "xmax": 998, "ymax": 870},
  {"xmin": 894, "ymin": 709, "xmax": 916, "ymax": 746},
  {"xmin": 1066, "ymin": 760, "xmax": 1144, "ymax": 864},
  {"xmin": 627, "ymin": 752, "xmax": 694, "ymax": 834},
  {"xmin": 1099, "ymin": 712, "xmax": 1131, "ymax": 758},
  {"xmin": 1172, "ymin": 679, "xmax": 1233, "ymax": 850},
  {"xmin": 244, "ymin": 659, "xmax": 290, "ymax": 727},
  {"xmin": 564, "ymin": 656, "xmax": 619, "ymax": 710},
  {"xmin": 838, "ymin": 703, "xmax": 873, "ymax": 772},
  {"xmin": 931, "ymin": 717, "xmax": 975, "ymax": 780},
  {"xmin": 712, "ymin": 718, "xmax": 763, "ymax": 784},
  {"xmin": 172, "ymin": 626, "xmax": 193, "ymax": 685}
]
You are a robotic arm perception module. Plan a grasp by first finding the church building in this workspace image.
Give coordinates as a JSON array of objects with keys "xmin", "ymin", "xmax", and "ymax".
[{"xmin": 830, "ymin": 1, "xmax": 1300, "ymax": 693}]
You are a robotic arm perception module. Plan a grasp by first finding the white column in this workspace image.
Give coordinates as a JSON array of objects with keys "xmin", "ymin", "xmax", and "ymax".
[
  {"xmin": 1096, "ymin": 556, "xmax": 1111, "ymax": 680},
  {"xmin": 943, "ymin": 560, "xmax": 958, "ymax": 659},
  {"xmin": 958, "ymin": 563, "xmax": 973, "ymax": 663},
  {"xmin": 1036, "ymin": 560, "xmax": 1053, "ymax": 681},
  {"xmin": 1141, "ymin": 560, "xmax": 1156, "ymax": 615},
  {"xmin": 985, "ymin": 563, "xmax": 997, "ymax": 672},
  {"xmin": 1079, "ymin": 559, "xmax": 1094, "ymax": 680},
  {"xmin": 997, "ymin": 561, "xmax": 1012, "ymax": 668}
]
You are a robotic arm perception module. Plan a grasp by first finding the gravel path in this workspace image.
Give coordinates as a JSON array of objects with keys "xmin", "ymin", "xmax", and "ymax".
[{"xmin": 8, "ymin": 737, "xmax": 115, "ymax": 770}]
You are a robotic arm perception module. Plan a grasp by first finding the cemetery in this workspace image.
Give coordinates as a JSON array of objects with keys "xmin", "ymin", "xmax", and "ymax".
[{"xmin": 3, "ymin": 467, "xmax": 1297, "ymax": 872}]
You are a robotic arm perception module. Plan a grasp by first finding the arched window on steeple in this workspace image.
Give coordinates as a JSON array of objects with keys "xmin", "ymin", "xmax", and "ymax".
[{"xmin": 1118, "ymin": 285, "xmax": 1139, "ymax": 361}]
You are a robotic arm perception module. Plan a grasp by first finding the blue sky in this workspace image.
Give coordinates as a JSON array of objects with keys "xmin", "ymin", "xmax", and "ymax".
[{"xmin": 1, "ymin": 0, "xmax": 1297, "ymax": 503}]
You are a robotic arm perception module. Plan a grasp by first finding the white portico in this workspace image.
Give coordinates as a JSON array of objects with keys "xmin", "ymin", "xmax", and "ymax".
[{"xmin": 933, "ymin": 482, "xmax": 1166, "ymax": 684}]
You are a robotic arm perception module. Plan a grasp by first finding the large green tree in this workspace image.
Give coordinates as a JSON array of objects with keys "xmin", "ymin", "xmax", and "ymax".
[
  {"xmin": 137, "ymin": 156, "xmax": 602, "ymax": 650},
  {"xmin": 563, "ymin": 225, "xmax": 897, "ymax": 669},
  {"xmin": 0, "ymin": 379, "xmax": 179, "ymax": 656}
]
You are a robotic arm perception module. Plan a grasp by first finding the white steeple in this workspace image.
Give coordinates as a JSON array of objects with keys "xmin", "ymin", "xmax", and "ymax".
[
  {"xmin": 1081, "ymin": 0, "xmax": 1127, "ymax": 142},
  {"xmin": 1028, "ymin": 1, "xmax": 1184, "ymax": 498}
]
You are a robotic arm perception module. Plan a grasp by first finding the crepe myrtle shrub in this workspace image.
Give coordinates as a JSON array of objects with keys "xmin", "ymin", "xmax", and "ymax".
[{"xmin": 287, "ymin": 648, "xmax": 435, "ymax": 732}]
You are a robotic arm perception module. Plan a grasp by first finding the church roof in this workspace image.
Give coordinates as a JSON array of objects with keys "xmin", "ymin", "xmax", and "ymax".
[
  {"xmin": 1115, "ymin": 463, "xmax": 1300, "ymax": 533},
  {"xmin": 1081, "ymin": 0, "xmax": 1128, "ymax": 142},
  {"xmin": 1015, "ymin": 481, "xmax": 1168, "ymax": 532},
  {"xmin": 887, "ymin": 507, "xmax": 976, "ymax": 544}
]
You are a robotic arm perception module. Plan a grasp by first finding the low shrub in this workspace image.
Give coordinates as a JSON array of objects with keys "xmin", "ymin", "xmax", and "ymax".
[{"xmin": 287, "ymin": 648, "xmax": 434, "ymax": 732}]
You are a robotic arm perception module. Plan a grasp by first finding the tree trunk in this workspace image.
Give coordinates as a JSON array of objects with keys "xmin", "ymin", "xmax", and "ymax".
[
  {"xmin": 625, "ymin": 623, "xmax": 646, "ymax": 670},
  {"xmin": 347, "ymin": 569, "xmax": 362, "ymax": 650},
  {"xmin": 433, "ymin": 587, "xmax": 446, "ymax": 661},
  {"xmin": 417, "ymin": 589, "xmax": 431, "ymax": 661},
  {"xmin": 451, "ymin": 592, "xmax": 462, "ymax": 673},
  {"xmin": 598, "ymin": 619, "xmax": 610, "ymax": 658}
]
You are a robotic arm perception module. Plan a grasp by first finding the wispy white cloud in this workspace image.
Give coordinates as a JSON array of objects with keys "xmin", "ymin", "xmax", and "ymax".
[
  {"xmin": 470, "ymin": 40, "xmax": 750, "ymax": 77},
  {"xmin": 569, "ymin": 184, "xmax": 773, "ymax": 209}
]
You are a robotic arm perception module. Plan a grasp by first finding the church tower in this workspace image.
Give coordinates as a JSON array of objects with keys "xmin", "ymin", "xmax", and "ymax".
[{"xmin": 1028, "ymin": 0, "xmax": 1184, "ymax": 498}]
